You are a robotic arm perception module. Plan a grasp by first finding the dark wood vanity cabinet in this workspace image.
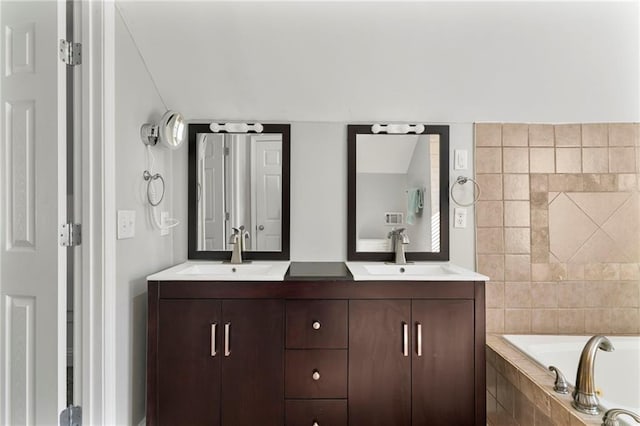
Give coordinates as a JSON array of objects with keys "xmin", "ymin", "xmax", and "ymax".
[{"xmin": 147, "ymin": 279, "xmax": 485, "ymax": 426}]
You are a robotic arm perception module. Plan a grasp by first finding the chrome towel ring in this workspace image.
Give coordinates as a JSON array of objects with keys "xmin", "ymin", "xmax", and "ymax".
[
  {"xmin": 450, "ymin": 175, "xmax": 480, "ymax": 207},
  {"xmin": 143, "ymin": 170, "xmax": 165, "ymax": 207}
]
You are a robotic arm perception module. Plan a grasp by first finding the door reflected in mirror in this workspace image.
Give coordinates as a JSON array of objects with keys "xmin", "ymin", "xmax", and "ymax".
[
  {"xmin": 347, "ymin": 124, "xmax": 449, "ymax": 262},
  {"xmin": 356, "ymin": 134, "xmax": 440, "ymax": 252},
  {"xmin": 188, "ymin": 123, "xmax": 290, "ymax": 260}
]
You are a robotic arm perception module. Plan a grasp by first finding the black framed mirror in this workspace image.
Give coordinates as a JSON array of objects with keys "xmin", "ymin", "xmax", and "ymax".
[
  {"xmin": 188, "ymin": 123, "xmax": 290, "ymax": 260},
  {"xmin": 347, "ymin": 124, "xmax": 450, "ymax": 261}
]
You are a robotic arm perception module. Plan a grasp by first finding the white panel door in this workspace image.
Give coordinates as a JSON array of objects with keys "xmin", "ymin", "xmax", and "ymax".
[
  {"xmin": 200, "ymin": 134, "xmax": 225, "ymax": 250},
  {"xmin": 252, "ymin": 136, "xmax": 282, "ymax": 251},
  {"xmin": 0, "ymin": 1, "xmax": 66, "ymax": 425}
]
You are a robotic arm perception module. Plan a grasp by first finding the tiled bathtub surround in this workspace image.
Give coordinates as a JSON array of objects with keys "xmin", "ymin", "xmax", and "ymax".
[
  {"xmin": 486, "ymin": 335, "xmax": 600, "ymax": 426},
  {"xmin": 475, "ymin": 123, "xmax": 640, "ymax": 334}
]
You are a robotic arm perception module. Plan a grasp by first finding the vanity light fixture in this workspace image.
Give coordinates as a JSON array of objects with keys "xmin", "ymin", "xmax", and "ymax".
[
  {"xmin": 140, "ymin": 110, "xmax": 187, "ymax": 149},
  {"xmin": 209, "ymin": 122, "xmax": 264, "ymax": 133},
  {"xmin": 371, "ymin": 123, "xmax": 426, "ymax": 134}
]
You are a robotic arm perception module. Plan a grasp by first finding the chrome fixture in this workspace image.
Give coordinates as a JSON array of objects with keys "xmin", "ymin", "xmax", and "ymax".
[
  {"xmin": 371, "ymin": 123, "xmax": 425, "ymax": 134},
  {"xmin": 229, "ymin": 226, "xmax": 250, "ymax": 264},
  {"xmin": 209, "ymin": 122, "xmax": 264, "ymax": 133},
  {"xmin": 572, "ymin": 335, "xmax": 615, "ymax": 415},
  {"xmin": 387, "ymin": 228, "xmax": 410, "ymax": 264},
  {"xmin": 140, "ymin": 110, "xmax": 186, "ymax": 149},
  {"xmin": 450, "ymin": 175, "xmax": 481, "ymax": 207},
  {"xmin": 602, "ymin": 408, "xmax": 640, "ymax": 426},
  {"xmin": 548, "ymin": 365, "xmax": 570, "ymax": 394}
]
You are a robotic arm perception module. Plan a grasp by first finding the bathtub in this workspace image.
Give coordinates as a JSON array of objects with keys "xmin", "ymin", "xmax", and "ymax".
[{"xmin": 503, "ymin": 335, "xmax": 640, "ymax": 421}]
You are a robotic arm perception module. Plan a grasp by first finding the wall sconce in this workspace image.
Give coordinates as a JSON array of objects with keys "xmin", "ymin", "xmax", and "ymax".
[
  {"xmin": 140, "ymin": 110, "xmax": 186, "ymax": 149},
  {"xmin": 209, "ymin": 122, "xmax": 264, "ymax": 133},
  {"xmin": 371, "ymin": 123, "xmax": 425, "ymax": 134}
]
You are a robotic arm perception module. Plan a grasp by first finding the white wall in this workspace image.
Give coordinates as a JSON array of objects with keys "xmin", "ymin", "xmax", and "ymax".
[{"xmin": 113, "ymin": 9, "xmax": 187, "ymax": 425}]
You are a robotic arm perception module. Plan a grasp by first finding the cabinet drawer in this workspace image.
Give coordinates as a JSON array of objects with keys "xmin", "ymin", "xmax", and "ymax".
[
  {"xmin": 286, "ymin": 300, "xmax": 348, "ymax": 349},
  {"xmin": 285, "ymin": 400, "xmax": 347, "ymax": 426},
  {"xmin": 285, "ymin": 350, "xmax": 347, "ymax": 398}
]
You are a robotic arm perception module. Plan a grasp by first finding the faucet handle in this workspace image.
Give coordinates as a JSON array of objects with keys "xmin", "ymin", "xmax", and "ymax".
[
  {"xmin": 602, "ymin": 408, "xmax": 640, "ymax": 426},
  {"xmin": 548, "ymin": 366, "xmax": 570, "ymax": 394}
]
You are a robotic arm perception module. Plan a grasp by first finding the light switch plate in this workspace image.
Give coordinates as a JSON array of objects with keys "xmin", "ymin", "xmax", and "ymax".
[
  {"xmin": 454, "ymin": 208, "xmax": 467, "ymax": 228},
  {"xmin": 117, "ymin": 210, "xmax": 136, "ymax": 239},
  {"xmin": 454, "ymin": 149, "xmax": 468, "ymax": 170}
]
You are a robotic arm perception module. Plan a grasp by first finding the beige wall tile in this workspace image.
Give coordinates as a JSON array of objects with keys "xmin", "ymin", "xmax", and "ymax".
[
  {"xmin": 584, "ymin": 263, "xmax": 605, "ymax": 280},
  {"xmin": 478, "ymin": 254, "xmax": 505, "ymax": 281},
  {"xmin": 503, "ymin": 124, "xmax": 528, "ymax": 146},
  {"xmin": 601, "ymin": 192, "xmax": 640, "ymax": 261},
  {"xmin": 549, "ymin": 194, "xmax": 597, "ymax": 262},
  {"xmin": 531, "ymin": 209, "xmax": 548, "ymax": 228},
  {"xmin": 504, "ymin": 309, "xmax": 531, "ymax": 333},
  {"xmin": 555, "ymin": 124, "xmax": 581, "ymax": 147},
  {"xmin": 548, "ymin": 174, "xmax": 583, "ymax": 192},
  {"xmin": 477, "ymin": 227, "xmax": 505, "ymax": 254},
  {"xmin": 529, "ymin": 124, "xmax": 554, "ymax": 147},
  {"xmin": 609, "ymin": 147, "xmax": 636, "ymax": 173},
  {"xmin": 608, "ymin": 123, "xmax": 639, "ymax": 146},
  {"xmin": 531, "ymin": 309, "xmax": 558, "ymax": 333},
  {"xmin": 504, "ymin": 201, "xmax": 530, "ymax": 227},
  {"xmin": 582, "ymin": 123, "xmax": 608, "ymax": 146},
  {"xmin": 584, "ymin": 309, "xmax": 612, "ymax": 334},
  {"xmin": 557, "ymin": 282, "xmax": 585, "ymax": 307},
  {"xmin": 505, "ymin": 228, "xmax": 530, "ymax": 254},
  {"xmin": 583, "ymin": 173, "xmax": 618, "ymax": 191},
  {"xmin": 475, "ymin": 123, "xmax": 502, "ymax": 146},
  {"xmin": 531, "ymin": 282, "xmax": 558, "ymax": 308},
  {"xmin": 567, "ymin": 264, "xmax": 585, "ymax": 280},
  {"xmin": 531, "ymin": 246, "xmax": 550, "ymax": 264},
  {"xmin": 530, "ymin": 174, "xmax": 548, "ymax": 192},
  {"xmin": 529, "ymin": 148, "xmax": 555, "ymax": 173},
  {"xmin": 476, "ymin": 147, "xmax": 502, "ymax": 173},
  {"xmin": 611, "ymin": 309, "xmax": 640, "ymax": 333},
  {"xmin": 531, "ymin": 264, "xmax": 552, "ymax": 281},
  {"xmin": 620, "ymin": 263, "xmax": 640, "ymax": 280},
  {"xmin": 617, "ymin": 173, "xmax": 638, "ymax": 191},
  {"xmin": 487, "ymin": 308, "xmax": 505, "ymax": 333},
  {"xmin": 609, "ymin": 281, "xmax": 640, "ymax": 307},
  {"xmin": 514, "ymin": 390, "xmax": 535, "ymax": 426},
  {"xmin": 556, "ymin": 148, "xmax": 582, "ymax": 173},
  {"xmin": 476, "ymin": 201, "xmax": 504, "ymax": 227},
  {"xmin": 503, "ymin": 148, "xmax": 529, "ymax": 173},
  {"xmin": 503, "ymin": 174, "xmax": 529, "ymax": 200},
  {"xmin": 486, "ymin": 281, "xmax": 505, "ymax": 308},
  {"xmin": 558, "ymin": 309, "xmax": 585, "ymax": 333},
  {"xmin": 505, "ymin": 254, "xmax": 531, "ymax": 281},
  {"xmin": 549, "ymin": 262, "xmax": 568, "ymax": 281},
  {"xmin": 549, "ymin": 398, "xmax": 571, "ymax": 426},
  {"xmin": 505, "ymin": 282, "xmax": 531, "ymax": 308},
  {"xmin": 582, "ymin": 147, "xmax": 608, "ymax": 173},
  {"xmin": 530, "ymin": 192, "xmax": 547, "ymax": 209},
  {"xmin": 477, "ymin": 174, "xmax": 503, "ymax": 200}
]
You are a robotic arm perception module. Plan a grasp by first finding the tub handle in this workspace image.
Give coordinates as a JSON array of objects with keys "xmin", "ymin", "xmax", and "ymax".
[
  {"xmin": 548, "ymin": 365, "xmax": 570, "ymax": 394},
  {"xmin": 602, "ymin": 408, "xmax": 640, "ymax": 426}
]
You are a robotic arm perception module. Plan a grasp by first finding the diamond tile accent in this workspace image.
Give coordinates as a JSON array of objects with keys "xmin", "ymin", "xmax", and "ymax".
[
  {"xmin": 566, "ymin": 192, "xmax": 631, "ymax": 226},
  {"xmin": 569, "ymin": 230, "xmax": 631, "ymax": 263},
  {"xmin": 548, "ymin": 194, "xmax": 597, "ymax": 262},
  {"xmin": 602, "ymin": 192, "xmax": 640, "ymax": 261}
]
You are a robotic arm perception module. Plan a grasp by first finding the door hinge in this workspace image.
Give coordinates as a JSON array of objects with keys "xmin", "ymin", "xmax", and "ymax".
[
  {"xmin": 224, "ymin": 147, "xmax": 230, "ymax": 156},
  {"xmin": 59, "ymin": 39, "xmax": 82, "ymax": 65},
  {"xmin": 60, "ymin": 223, "xmax": 82, "ymax": 247},
  {"xmin": 60, "ymin": 405, "xmax": 81, "ymax": 426},
  {"xmin": 225, "ymin": 212, "xmax": 230, "ymax": 221}
]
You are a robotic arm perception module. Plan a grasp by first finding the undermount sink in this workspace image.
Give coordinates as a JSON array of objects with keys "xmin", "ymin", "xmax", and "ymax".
[
  {"xmin": 346, "ymin": 261, "xmax": 489, "ymax": 281},
  {"xmin": 146, "ymin": 261, "xmax": 291, "ymax": 281}
]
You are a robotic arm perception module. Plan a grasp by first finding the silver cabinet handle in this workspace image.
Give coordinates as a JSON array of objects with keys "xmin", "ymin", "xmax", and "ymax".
[
  {"xmin": 211, "ymin": 323, "xmax": 217, "ymax": 357},
  {"xmin": 403, "ymin": 322, "xmax": 409, "ymax": 357},
  {"xmin": 312, "ymin": 422, "xmax": 319, "ymax": 426},
  {"xmin": 417, "ymin": 323, "xmax": 422, "ymax": 357},
  {"xmin": 312, "ymin": 369, "xmax": 320, "ymax": 381},
  {"xmin": 224, "ymin": 323, "xmax": 231, "ymax": 356},
  {"xmin": 312, "ymin": 321, "xmax": 321, "ymax": 330}
]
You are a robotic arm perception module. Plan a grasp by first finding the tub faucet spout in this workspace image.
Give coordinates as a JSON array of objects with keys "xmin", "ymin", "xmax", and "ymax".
[{"xmin": 572, "ymin": 335, "xmax": 615, "ymax": 415}]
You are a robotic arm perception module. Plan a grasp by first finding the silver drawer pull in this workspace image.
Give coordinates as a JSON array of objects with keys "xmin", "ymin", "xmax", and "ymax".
[
  {"xmin": 312, "ymin": 369, "xmax": 320, "ymax": 381},
  {"xmin": 312, "ymin": 321, "xmax": 321, "ymax": 330},
  {"xmin": 211, "ymin": 323, "xmax": 217, "ymax": 357},
  {"xmin": 417, "ymin": 323, "xmax": 422, "ymax": 357},
  {"xmin": 403, "ymin": 322, "xmax": 409, "ymax": 357},
  {"xmin": 312, "ymin": 422, "xmax": 319, "ymax": 426},
  {"xmin": 224, "ymin": 323, "xmax": 231, "ymax": 356}
]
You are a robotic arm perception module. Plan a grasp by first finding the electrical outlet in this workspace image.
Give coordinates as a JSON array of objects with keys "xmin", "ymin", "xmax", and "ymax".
[
  {"xmin": 160, "ymin": 211, "xmax": 169, "ymax": 236},
  {"xmin": 454, "ymin": 208, "xmax": 467, "ymax": 228},
  {"xmin": 117, "ymin": 210, "xmax": 136, "ymax": 239},
  {"xmin": 454, "ymin": 150, "xmax": 468, "ymax": 170}
]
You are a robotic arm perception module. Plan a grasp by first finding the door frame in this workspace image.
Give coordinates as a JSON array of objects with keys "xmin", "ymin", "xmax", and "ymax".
[{"xmin": 79, "ymin": 0, "xmax": 117, "ymax": 423}]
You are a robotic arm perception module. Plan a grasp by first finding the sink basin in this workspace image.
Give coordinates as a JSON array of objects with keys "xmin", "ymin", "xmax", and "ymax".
[
  {"xmin": 147, "ymin": 261, "xmax": 291, "ymax": 281},
  {"xmin": 346, "ymin": 262, "xmax": 489, "ymax": 281}
]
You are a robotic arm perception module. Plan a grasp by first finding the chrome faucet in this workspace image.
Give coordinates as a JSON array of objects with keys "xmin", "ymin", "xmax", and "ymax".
[
  {"xmin": 572, "ymin": 335, "xmax": 615, "ymax": 415},
  {"xmin": 387, "ymin": 228, "xmax": 410, "ymax": 264},
  {"xmin": 229, "ymin": 226, "xmax": 249, "ymax": 264},
  {"xmin": 602, "ymin": 408, "xmax": 640, "ymax": 426}
]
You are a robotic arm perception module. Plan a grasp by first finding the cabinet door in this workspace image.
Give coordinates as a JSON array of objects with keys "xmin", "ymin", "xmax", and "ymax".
[
  {"xmin": 349, "ymin": 300, "xmax": 411, "ymax": 426},
  {"xmin": 221, "ymin": 299, "xmax": 284, "ymax": 426},
  {"xmin": 412, "ymin": 300, "xmax": 475, "ymax": 426},
  {"xmin": 158, "ymin": 299, "xmax": 221, "ymax": 426}
]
